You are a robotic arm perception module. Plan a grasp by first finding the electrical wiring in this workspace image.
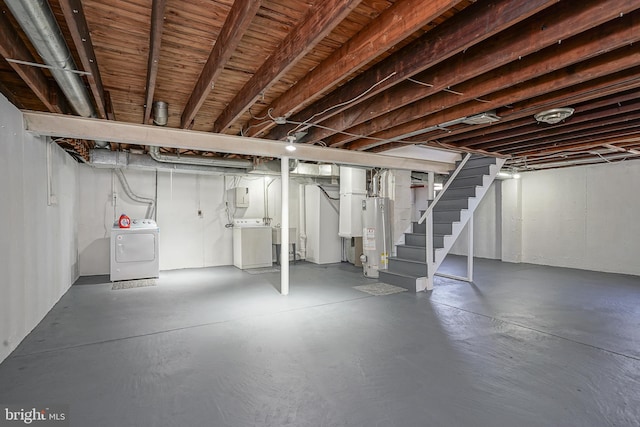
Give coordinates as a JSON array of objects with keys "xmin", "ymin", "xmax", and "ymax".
[
  {"xmin": 408, "ymin": 77, "xmax": 491, "ymax": 103},
  {"xmin": 287, "ymin": 72, "xmax": 398, "ymax": 136},
  {"xmin": 240, "ymin": 119, "xmax": 272, "ymax": 136}
]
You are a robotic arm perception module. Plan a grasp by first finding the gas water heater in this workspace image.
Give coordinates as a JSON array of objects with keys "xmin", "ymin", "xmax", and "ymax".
[{"xmin": 360, "ymin": 197, "xmax": 392, "ymax": 278}]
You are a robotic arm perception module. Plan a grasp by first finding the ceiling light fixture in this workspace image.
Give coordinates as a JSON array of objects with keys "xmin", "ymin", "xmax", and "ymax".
[
  {"xmin": 462, "ymin": 111, "xmax": 500, "ymax": 125},
  {"xmin": 534, "ymin": 107, "xmax": 574, "ymax": 124},
  {"xmin": 285, "ymin": 135, "xmax": 297, "ymax": 152}
]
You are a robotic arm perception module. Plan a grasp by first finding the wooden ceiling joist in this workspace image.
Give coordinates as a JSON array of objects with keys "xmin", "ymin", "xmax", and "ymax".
[
  {"xmin": 431, "ymin": 90, "xmax": 640, "ymax": 146},
  {"xmin": 346, "ymin": 45, "xmax": 640, "ymax": 151},
  {"xmin": 142, "ymin": 0, "xmax": 167, "ymax": 125},
  {"xmin": 318, "ymin": 2, "xmax": 640, "ymax": 148},
  {"xmin": 244, "ymin": 0, "xmax": 463, "ymax": 137},
  {"xmin": 498, "ymin": 122, "xmax": 640, "ymax": 155},
  {"xmin": 458, "ymin": 102, "xmax": 640, "ymax": 149},
  {"xmin": 212, "ymin": 0, "xmax": 363, "ymax": 133},
  {"xmin": 0, "ymin": 10, "xmax": 67, "ymax": 114},
  {"xmin": 370, "ymin": 68, "xmax": 640, "ymax": 155},
  {"xmin": 267, "ymin": 0, "xmax": 559, "ymax": 142},
  {"xmin": 59, "ymin": 0, "xmax": 108, "ymax": 119},
  {"xmin": 0, "ymin": 78, "xmax": 24, "ymax": 109},
  {"xmin": 180, "ymin": 0, "xmax": 263, "ymax": 129}
]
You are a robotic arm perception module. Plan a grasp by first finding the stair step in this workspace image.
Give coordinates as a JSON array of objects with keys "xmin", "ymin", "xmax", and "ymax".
[
  {"xmin": 388, "ymin": 257, "xmax": 428, "ymax": 277},
  {"xmin": 405, "ymin": 232, "xmax": 426, "ymax": 247},
  {"xmin": 456, "ymin": 156, "xmax": 497, "ymax": 168},
  {"xmin": 455, "ymin": 164, "xmax": 492, "ymax": 178},
  {"xmin": 397, "ymin": 244, "xmax": 427, "ymax": 262},
  {"xmin": 434, "ymin": 198, "xmax": 469, "ymax": 210},
  {"xmin": 411, "ymin": 220, "xmax": 454, "ymax": 235},
  {"xmin": 412, "ymin": 221, "xmax": 426, "ymax": 234},
  {"xmin": 379, "ymin": 270, "xmax": 421, "ymax": 293},
  {"xmin": 439, "ymin": 186, "xmax": 478, "ymax": 200},
  {"xmin": 434, "ymin": 222, "xmax": 453, "ymax": 235},
  {"xmin": 433, "ymin": 209, "xmax": 461, "ymax": 222},
  {"xmin": 433, "ymin": 234, "xmax": 446, "ymax": 248},
  {"xmin": 448, "ymin": 175, "xmax": 485, "ymax": 188}
]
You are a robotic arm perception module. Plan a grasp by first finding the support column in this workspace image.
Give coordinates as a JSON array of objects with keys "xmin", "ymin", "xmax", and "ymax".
[
  {"xmin": 467, "ymin": 214, "xmax": 474, "ymax": 282},
  {"xmin": 427, "ymin": 171, "xmax": 435, "ymax": 202},
  {"xmin": 280, "ymin": 156, "xmax": 290, "ymax": 295},
  {"xmin": 501, "ymin": 177, "xmax": 523, "ymax": 263}
]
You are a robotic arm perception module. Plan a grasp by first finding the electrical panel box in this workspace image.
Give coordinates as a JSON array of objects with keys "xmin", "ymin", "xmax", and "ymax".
[{"xmin": 234, "ymin": 187, "xmax": 249, "ymax": 208}]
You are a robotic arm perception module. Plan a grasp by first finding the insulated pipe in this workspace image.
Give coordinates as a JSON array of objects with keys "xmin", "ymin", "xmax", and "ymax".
[{"xmin": 5, "ymin": 0, "xmax": 110, "ymax": 148}]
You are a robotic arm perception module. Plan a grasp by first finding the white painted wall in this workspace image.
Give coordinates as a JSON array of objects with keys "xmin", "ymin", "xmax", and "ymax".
[
  {"xmin": 520, "ymin": 161, "xmax": 640, "ymax": 276},
  {"xmin": 449, "ymin": 181, "xmax": 502, "ymax": 259},
  {"xmin": 448, "ymin": 161, "xmax": 640, "ymax": 276},
  {"xmin": 0, "ymin": 95, "xmax": 79, "ymax": 363},
  {"xmin": 78, "ymin": 167, "xmax": 301, "ymax": 274}
]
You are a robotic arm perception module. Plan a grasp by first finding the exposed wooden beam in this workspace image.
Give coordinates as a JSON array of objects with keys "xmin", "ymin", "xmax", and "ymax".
[
  {"xmin": 21, "ymin": 111, "xmax": 453, "ymax": 173},
  {"xmin": 498, "ymin": 121, "xmax": 640, "ymax": 155},
  {"xmin": 0, "ymin": 78, "xmax": 25, "ymax": 109},
  {"xmin": 59, "ymin": 0, "xmax": 108, "ymax": 119},
  {"xmin": 346, "ymin": 46, "xmax": 640, "ymax": 151},
  {"xmin": 212, "ymin": 0, "xmax": 363, "ymax": 133},
  {"xmin": 267, "ymin": 0, "xmax": 559, "ymax": 142},
  {"xmin": 0, "ymin": 11, "xmax": 67, "ymax": 114},
  {"xmin": 142, "ymin": 0, "xmax": 167, "ymax": 125},
  {"xmin": 462, "ymin": 100, "xmax": 640, "ymax": 149},
  {"xmin": 316, "ymin": 2, "xmax": 640, "ymax": 147},
  {"xmin": 370, "ymin": 70, "xmax": 640, "ymax": 154},
  {"xmin": 244, "ymin": 0, "xmax": 463, "ymax": 137},
  {"xmin": 510, "ymin": 130, "xmax": 640, "ymax": 158},
  {"xmin": 419, "ymin": 89, "xmax": 640, "ymax": 145},
  {"xmin": 180, "ymin": 0, "xmax": 263, "ymax": 129}
]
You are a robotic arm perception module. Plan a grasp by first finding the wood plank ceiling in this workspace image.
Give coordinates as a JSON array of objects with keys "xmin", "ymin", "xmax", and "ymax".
[{"xmin": 1, "ymin": 0, "xmax": 639, "ymax": 170}]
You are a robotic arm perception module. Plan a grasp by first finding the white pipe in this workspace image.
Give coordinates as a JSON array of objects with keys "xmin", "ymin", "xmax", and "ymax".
[
  {"xmin": 298, "ymin": 184, "xmax": 306, "ymax": 260},
  {"xmin": 280, "ymin": 156, "xmax": 290, "ymax": 296}
]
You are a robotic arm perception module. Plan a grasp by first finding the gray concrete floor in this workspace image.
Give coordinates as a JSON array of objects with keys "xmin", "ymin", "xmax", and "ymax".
[{"xmin": 1, "ymin": 257, "xmax": 639, "ymax": 426}]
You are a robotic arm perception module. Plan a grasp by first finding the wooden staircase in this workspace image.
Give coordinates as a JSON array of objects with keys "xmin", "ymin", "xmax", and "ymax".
[{"xmin": 379, "ymin": 154, "xmax": 506, "ymax": 291}]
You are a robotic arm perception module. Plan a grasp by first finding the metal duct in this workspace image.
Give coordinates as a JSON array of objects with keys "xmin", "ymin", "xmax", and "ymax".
[
  {"xmin": 149, "ymin": 146, "xmax": 253, "ymax": 169},
  {"xmin": 6, "ymin": 0, "xmax": 93, "ymax": 117},
  {"xmin": 5, "ymin": 0, "xmax": 109, "ymax": 148},
  {"xmin": 152, "ymin": 101, "xmax": 168, "ymax": 126}
]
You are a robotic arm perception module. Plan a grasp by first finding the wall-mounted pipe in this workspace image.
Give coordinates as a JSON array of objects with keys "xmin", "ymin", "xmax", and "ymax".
[{"xmin": 5, "ymin": 0, "xmax": 109, "ymax": 148}]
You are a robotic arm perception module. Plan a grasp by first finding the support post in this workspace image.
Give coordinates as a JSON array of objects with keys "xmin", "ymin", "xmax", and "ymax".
[
  {"xmin": 427, "ymin": 171, "xmax": 435, "ymax": 202},
  {"xmin": 280, "ymin": 156, "xmax": 290, "ymax": 295},
  {"xmin": 467, "ymin": 214, "xmax": 474, "ymax": 282}
]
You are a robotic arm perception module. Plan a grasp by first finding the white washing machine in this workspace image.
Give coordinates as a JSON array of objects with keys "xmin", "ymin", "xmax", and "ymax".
[
  {"xmin": 110, "ymin": 219, "xmax": 160, "ymax": 281},
  {"xmin": 233, "ymin": 219, "xmax": 272, "ymax": 269}
]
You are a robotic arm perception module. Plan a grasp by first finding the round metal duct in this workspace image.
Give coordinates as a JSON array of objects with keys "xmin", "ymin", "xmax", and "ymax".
[
  {"xmin": 534, "ymin": 107, "xmax": 575, "ymax": 124},
  {"xmin": 152, "ymin": 101, "xmax": 168, "ymax": 126}
]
